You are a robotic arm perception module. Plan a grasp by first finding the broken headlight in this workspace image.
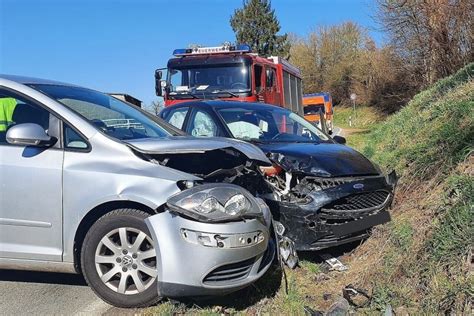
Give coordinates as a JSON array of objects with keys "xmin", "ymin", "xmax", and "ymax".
[{"xmin": 167, "ymin": 183, "xmax": 265, "ymax": 223}]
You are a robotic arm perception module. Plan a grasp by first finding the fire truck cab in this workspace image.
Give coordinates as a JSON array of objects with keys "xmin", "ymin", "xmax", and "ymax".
[{"xmin": 156, "ymin": 44, "xmax": 303, "ymax": 115}]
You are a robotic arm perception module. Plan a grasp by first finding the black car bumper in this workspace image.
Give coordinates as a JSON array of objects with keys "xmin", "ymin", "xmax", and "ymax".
[{"xmin": 267, "ymin": 171, "xmax": 397, "ymax": 251}]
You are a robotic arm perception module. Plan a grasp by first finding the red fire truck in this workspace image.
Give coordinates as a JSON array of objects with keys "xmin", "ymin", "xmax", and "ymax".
[{"xmin": 155, "ymin": 44, "xmax": 304, "ymax": 114}]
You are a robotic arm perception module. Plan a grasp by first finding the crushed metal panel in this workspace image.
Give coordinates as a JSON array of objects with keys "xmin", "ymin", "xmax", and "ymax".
[{"xmin": 126, "ymin": 136, "xmax": 271, "ymax": 165}]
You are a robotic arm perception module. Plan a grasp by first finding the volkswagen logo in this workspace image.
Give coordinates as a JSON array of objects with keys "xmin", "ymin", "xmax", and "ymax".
[{"xmin": 122, "ymin": 255, "xmax": 133, "ymax": 267}]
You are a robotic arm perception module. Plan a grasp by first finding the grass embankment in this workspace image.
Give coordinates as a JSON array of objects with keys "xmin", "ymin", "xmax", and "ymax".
[
  {"xmin": 144, "ymin": 64, "xmax": 473, "ymax": 315},
  {"xmin": 333, "ymin": 105, "xmax": 383, "ymax": 149},
  {"xmin": 350, "ymin": 62, "xmax": 474, "ymax": 313},
  {"xmin": 333, "ymin": 105, "xmax": 381, "ymax": 130}
]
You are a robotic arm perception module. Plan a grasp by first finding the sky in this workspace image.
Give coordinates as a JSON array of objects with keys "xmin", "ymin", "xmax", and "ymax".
[{"xmin": 0, "ymin": 0, "xmax": 381, "ymax": 106}]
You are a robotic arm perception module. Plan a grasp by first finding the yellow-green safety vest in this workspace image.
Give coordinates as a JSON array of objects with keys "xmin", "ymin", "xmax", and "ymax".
[{"xmin": 0, "ymin": 97, "xmax": 17, "ymax": 132}]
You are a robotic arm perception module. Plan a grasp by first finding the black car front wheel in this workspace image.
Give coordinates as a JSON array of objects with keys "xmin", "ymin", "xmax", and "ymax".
[{"xmin": 81, "ymin": 209, "xmax": 160, "ymax": 308}]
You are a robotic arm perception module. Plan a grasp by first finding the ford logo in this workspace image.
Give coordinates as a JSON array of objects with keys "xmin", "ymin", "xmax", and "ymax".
[{"xmin": 353, "ymin": 183, "xmax": 364, "ymax": 189}]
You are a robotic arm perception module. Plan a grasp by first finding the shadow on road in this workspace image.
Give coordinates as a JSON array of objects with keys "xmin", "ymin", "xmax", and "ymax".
[
  {"xmin": 167, "ymin": 262, "xmax": 283, "ymax": 311},
  {"xmin": 298, "ymin": 239, "xmax": 366, "ymax": 263},
  {"xmin": 0, "ymin": 269, "xmax": 88, "ymax": 286}
]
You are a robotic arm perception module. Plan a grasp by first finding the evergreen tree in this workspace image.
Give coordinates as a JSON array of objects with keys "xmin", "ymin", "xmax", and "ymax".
[{"xmin": 230, "ymin": 0, "xmax": 290, "ymax": 57}]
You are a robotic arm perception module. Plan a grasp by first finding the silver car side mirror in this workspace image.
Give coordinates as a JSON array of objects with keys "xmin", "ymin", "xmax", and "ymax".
[{"xmin": 6, "ymin": 123, "xmax": 56, "ymax": 147}]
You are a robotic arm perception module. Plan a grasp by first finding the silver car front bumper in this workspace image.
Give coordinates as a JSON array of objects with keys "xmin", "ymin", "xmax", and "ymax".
[{"xmin": 145, "ymin": 211, "xmax": 275, "ymax": 298}]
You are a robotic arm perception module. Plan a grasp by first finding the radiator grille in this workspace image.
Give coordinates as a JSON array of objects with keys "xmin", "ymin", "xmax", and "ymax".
[
  {"xmin": 203, "ymin": 257, "xmax": 255, "ymax": 284},
  {"xmin": 323, "ymin": 191, "xmax": 389, "ymax": 212}
]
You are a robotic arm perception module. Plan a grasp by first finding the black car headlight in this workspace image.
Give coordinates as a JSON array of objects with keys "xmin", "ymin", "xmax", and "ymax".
[{"xmin": 167, "ymin": 183, "xmax": 266, "ymax": 223}]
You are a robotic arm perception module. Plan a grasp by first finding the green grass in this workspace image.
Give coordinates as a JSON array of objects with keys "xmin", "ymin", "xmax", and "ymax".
[
  {"xmin": 418, "ymin": 174, "xmax": 474, "ymax": 312},
  {"xmin": 348, "ymin": 63, "xmax": 474, "ymax": 314},
  {"xmin": 299, "ymin": 260, "xmax": 322, "ymax": 274},
  {"xmin": 361, "ymin": 63, "xmax": 474, "ymax": 179},
  {"xmin": 333, "ymin": 105, "xmax": 383, "ymax": 129},
  {"xmin": 345, "ymin": 129, "xmax": 371, "ymax": 150}
]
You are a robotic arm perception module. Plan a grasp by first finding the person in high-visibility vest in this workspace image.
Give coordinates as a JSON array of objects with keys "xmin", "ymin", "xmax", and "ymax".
[{"xmin": 0, "ymin": 97, "xmax": 17, "ymax": 132}]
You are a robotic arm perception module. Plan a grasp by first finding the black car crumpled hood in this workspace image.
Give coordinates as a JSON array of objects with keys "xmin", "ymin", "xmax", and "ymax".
[{"xmin": 258, "ymin": 142, "xmax": 380, "ymax": 177}]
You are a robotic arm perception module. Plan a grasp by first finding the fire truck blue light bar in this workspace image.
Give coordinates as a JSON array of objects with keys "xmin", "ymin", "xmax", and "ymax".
[{"xmin": 173, "ymin": 44, "xmax": 251, "ymax": 56}]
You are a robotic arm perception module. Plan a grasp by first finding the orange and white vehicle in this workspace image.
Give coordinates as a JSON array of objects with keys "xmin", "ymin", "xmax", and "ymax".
[
  {"xmin": 155, "ymin": 44, "xmax": 304, "ymax": 115},
  {"xmin": 303, "ymin": 92, "xmax": 334, "ymax": 134}
]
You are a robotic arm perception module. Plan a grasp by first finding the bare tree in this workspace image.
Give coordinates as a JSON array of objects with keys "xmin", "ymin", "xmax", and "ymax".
[
  {"xmin": 376, "ymin": 0, "xmax": 473, "ymax": 87},
  {"xmin": 290, "ymin": 21, "xmax": 411, "ymax": 112},
  {"xmin": 145, "ymin": 100, "xmax": 163, "ymax": 116},
  {"xmin": 290, "ymin": 22, "xmax": 369, "ymax": 105}
]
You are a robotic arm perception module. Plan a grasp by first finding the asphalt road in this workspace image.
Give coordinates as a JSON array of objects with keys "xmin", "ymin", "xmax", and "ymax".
[{"xmin": 0, "ymin": 269, "xmax": 133, "ymax": 315}]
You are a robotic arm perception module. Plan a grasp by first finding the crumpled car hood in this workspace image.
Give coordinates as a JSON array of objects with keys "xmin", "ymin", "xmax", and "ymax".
[
  {"xmin": 258, "ymin": 142, "xmax": 380, "ymax": 177},
  {"xmin": 125, "ymin": 136, "xmax": 271, "ymax": 166}
]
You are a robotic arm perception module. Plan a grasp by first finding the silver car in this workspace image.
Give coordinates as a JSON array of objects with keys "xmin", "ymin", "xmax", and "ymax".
[{"xmin": 0, "ymin": 75, "xmax": 275, "ymax": 308}]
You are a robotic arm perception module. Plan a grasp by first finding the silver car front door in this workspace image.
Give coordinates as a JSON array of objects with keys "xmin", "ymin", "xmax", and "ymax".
[{"xmin": 0, "ymin": 90, "xmax": 63, "ymax": 261}]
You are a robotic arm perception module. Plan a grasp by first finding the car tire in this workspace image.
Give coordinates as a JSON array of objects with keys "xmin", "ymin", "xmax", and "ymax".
[{"xmin": 81, "ymin": 208, "xmax": 160, "ymax": 308}]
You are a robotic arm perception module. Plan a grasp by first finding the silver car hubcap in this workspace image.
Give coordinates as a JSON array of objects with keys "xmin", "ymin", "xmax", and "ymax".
[{"xmin": 95, "ymin": 227, "xmax": 157, "ymax": 295}]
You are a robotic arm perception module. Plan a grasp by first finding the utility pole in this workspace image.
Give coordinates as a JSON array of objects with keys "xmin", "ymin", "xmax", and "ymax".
[{"xmin": 350, "ymin": 93, "xmax": 357, "ymax": 127}]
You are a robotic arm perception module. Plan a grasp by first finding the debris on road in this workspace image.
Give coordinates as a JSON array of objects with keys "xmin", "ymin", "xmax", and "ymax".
[
  {"xmin": 326, "ymin": 297, "xmax": 351, "ymax": 316},
  {"xmin": 320, "ymin": 254, "xmax": 348, "ymax": 272},
  {"xmin": 342, "ymin": 284, "xmax": 371, "ymax": 308},
  {"xmin": 304, "ymin": 305, "xmax": 324, "ymax": 316},
  {"xmin": 279, "ymin": 236, "xmax": 299, "ymax": 269}
]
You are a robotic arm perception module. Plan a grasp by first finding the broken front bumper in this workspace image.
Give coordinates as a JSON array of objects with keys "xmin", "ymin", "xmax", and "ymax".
[
  {"xmin": 269, "ymin": 172, "xmax": 397, "ymax": 251},
  {"xmin": 145, "ymin": 211, "xmax": 275, "ymax": 298}
]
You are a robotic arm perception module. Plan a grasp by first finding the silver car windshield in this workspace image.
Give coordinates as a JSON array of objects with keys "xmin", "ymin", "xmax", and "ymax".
[
  {"xmin": 30, "ymin": 84, "xmax": 170, "ymax": 140},
  {"xmin": 217, "ymin": 107, "xmax": 330, "ymax": 143}
]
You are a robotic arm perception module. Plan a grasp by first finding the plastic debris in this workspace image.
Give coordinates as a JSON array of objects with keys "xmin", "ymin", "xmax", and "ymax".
[
  {"xmin": 304, "ymin": 305, "xmax": 324, "ymax": 316},
  {"xmin": 320, "ymin": 254, "xmax": 348, "ymax": 272},
  {"xmin": 279, "ymin": 236, "xmax": 299, "ymax": 269},
  {"xmin": 342, "ymin": 284, "xmax": 371, "ymax": 308},
  {"xmin": 326, "ymin": 297, "xmax": 350, "ymax": 316}
]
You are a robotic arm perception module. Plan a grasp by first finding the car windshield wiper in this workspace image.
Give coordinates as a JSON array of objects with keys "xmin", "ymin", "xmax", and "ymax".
[
  {"xmin": 170, "ymin": 93, "xmax": 199, "ymax": 99},
  {"xmin": 211, "ymin": 90, "xmax": 239, "ymax": 97},
  {"xmin": 239, "ymin": 137, "xmax": 264, "ymax": 144}
]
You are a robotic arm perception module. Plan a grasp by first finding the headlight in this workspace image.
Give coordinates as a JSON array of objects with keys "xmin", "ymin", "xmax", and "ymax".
[
  {"xmin": 167, "ymin": 183, "xmax": 266, "ymax": 223},
  {"xmin": 224, "ymin": 194, "xmax": 250, "ymax": 216}
]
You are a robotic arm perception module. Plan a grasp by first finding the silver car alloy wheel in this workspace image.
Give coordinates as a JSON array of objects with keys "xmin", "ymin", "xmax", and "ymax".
[{"xmin": 95, "ymin": 227, "xmax": 157, "ymax": 295}]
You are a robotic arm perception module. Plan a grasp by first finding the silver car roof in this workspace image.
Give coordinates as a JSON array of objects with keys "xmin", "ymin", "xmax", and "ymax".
[{"xmin": 0, "ymin": 74, "xmax": 78, "ymax": 87}]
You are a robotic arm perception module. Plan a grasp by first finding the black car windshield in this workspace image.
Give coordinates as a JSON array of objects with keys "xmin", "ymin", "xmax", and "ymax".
[
  {"xmin": 30, "ymin": 84, "xmax": 170, "ymax": 140},
  {"xmin": 167, "ymin": 63, "xmax": 250, "ymax": 98},
  {"xmin": 217, "ymin": 106, "xmax": 330, "ymax": 143}
]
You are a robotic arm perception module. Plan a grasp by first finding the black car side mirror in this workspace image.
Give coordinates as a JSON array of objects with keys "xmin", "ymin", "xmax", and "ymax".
[{"xmin": 333, "ymin": 135, "xmax": 346, "ymax": 144}]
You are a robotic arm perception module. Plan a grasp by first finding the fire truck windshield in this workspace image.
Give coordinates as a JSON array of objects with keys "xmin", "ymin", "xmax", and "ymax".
[{"xmin": 167, "ymin": 64, "xmax": 250, "ymax": 99}]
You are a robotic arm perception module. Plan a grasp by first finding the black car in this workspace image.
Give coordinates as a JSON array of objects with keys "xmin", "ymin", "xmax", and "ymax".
[{"xmin": 160, "ymin": 101, "xmax": 397, "ymax": 258}]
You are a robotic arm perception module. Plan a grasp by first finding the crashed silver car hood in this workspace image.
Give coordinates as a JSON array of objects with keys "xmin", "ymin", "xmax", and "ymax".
[{"xmin": 125, "ymin": 136, "xmax": 272, "ymax": 165}]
